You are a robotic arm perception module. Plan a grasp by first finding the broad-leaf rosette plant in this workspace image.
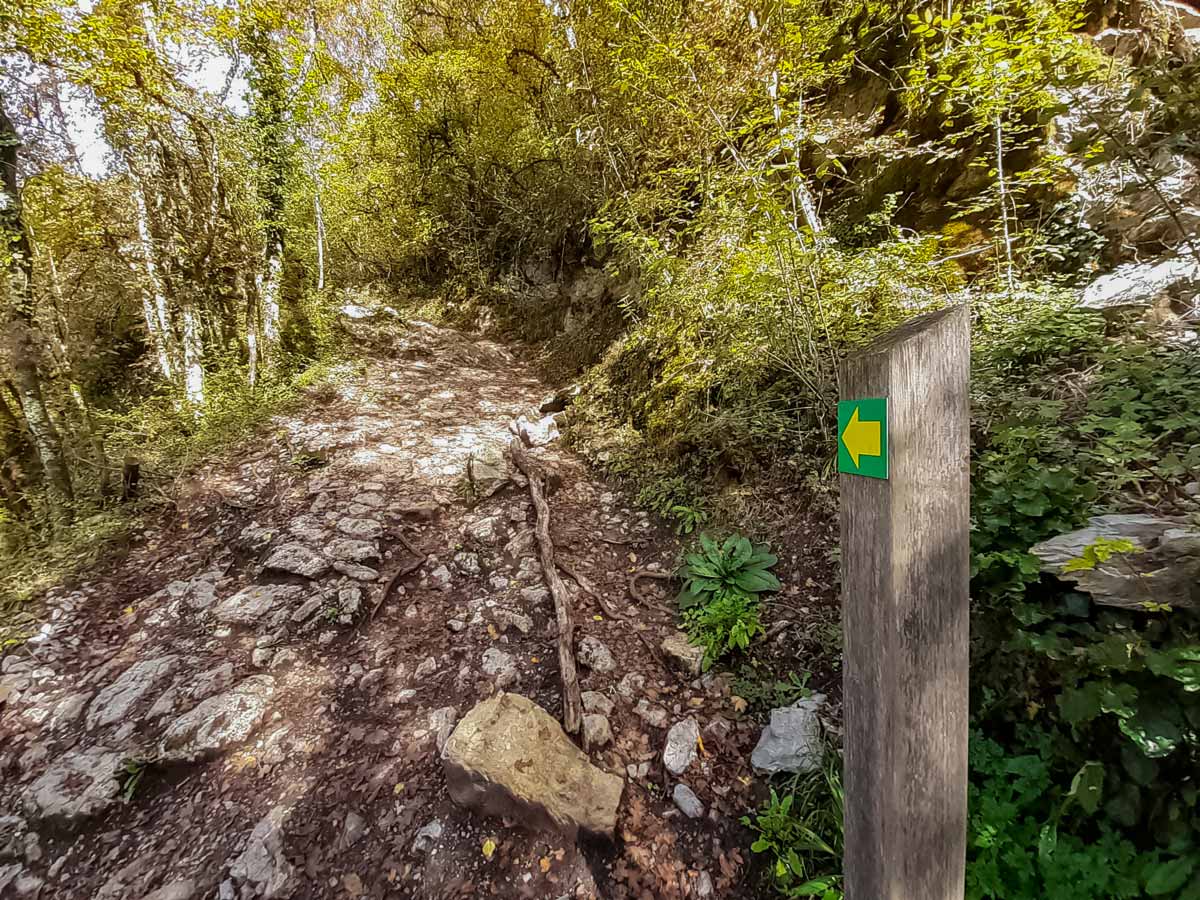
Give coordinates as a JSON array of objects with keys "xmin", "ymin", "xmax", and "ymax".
[
  {"xmin": 678, "ymin": 533, "xmax": 781, "ymax": 669},
  {"xmin": 678, "ymin": 533, "xmax": 781, "ymax": 609}
]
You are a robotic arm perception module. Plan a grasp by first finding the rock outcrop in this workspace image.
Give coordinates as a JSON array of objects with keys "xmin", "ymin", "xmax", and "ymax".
[{"xmin": 1030, "ymin": 514, "xmax": 1200, "ymax": 609}]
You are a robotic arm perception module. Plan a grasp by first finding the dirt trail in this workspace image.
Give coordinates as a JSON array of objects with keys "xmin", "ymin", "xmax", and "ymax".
[{"xmin": 0, "ymin": 318, "xmax": 763, "ymax": 899}]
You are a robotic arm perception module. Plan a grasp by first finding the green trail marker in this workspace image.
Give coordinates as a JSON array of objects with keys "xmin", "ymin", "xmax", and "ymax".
[{"xmin": 838, "ymin": 397, "xmax": 888, "ymax": 479}]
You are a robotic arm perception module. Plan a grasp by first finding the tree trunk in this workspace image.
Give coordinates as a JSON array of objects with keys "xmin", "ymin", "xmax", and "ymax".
[
  {"xmin": 1, "ymin": 89, "xmax": 74, "ymax": 525},
  {"xmin": 181, "ymin": 302, "xmax": 205, "ymax": 407},
  {"xmin": 314, "ymin": 189, "xmax": 326, "ymax": 291},
  {"xmin": 132, "ymin": 180, "xmax": 176, "ymax": 381}
]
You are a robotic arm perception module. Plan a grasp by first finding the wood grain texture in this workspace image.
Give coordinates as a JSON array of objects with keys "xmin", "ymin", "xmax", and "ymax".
[
  {"xmin": 509, "ymin": 438, "xmax": 583, "ymax": 735},
  {"xmin": 840, "ymin": 305, "xmax": 970, "ymax": 900}
]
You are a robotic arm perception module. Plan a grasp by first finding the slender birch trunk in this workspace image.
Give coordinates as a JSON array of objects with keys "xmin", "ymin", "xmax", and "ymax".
[
  {"xmin": 132, "ymin": 182, "xmax": 176, "ymax": 380},
  {"xmin": 181, "ymin": 303, "xmax": 205, "ymax": 407},
  {"xmin": 1, "ymin": 90, "xmax": 74, "ymax": 524}
]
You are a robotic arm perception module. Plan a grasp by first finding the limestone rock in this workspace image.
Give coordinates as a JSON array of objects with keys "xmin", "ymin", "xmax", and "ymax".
[
  {"xmin": 87, "ymin": 656, "xmax": 180, "ymax": 730},
  {"xmin": 336, "ymin": 518, "xmax": 384, "ymax": 541},
  {"xmin": 412, "ymin": 820, "xmax": 442, "ymax": 854},
  {"xmin": 227, "ymin": 806, "xmax": 294, "ymax": 899},
  {"xmin": 333, "ymin": 561, "xmax": 379, "ymax": 582},
  {"xmin": 0, "ymin": 817, "xmax": 28, "ymax": 862},
  {"xmin": 466, "ymin": 445, "xmax": 512, "ymax": 499},
  {"xmin": 1080, "ymin": 255, "xmax": 1200, "ymax": 310},
  {"xmin": 465, "ymin": 516, "xmax": 505, "ymax": 545},
  {"xmin": 581, "ymin": 691, "xmax": 614, "ymax": 717},
  {"xmin": 578, "ymin": 636, "xmax": 616, "ymax": 673},
  {"xmin": 582, "ymin": 713, "xmax": 613, "ymax": 749},
  {"xmin": 324, "ymin": 539, "xmax": 380, "ymax": 564},
  {"xmin": 633, "ymin": 698, "xmax": 668, "ymax": 729},
  {"xmin": 160, "ymin": 676, "xmax": 275, "ymax": 761},
  {"xmin": 751, "ymin": 695, "xmax": 826, "ymax": 775},
  {"xmin": 661, "ymin": 632, "xmax": 704, "ymax": 676},
  {"xmin": 23, "ymin": 747, "xmax": 123, "ymax": 823},
  {"xmin": 663, "ymin": 718, "xmax": 700, "ymax": 775},
  {"xmin": 414, "ymin": 657, "xmax": 438, "ymax": 680},
  {"xmin": 1030, "ymin": 514, "xmax": 1200, "ymax": 609},
  {"xmin": 481, "ymin": 648, "xmax": 517, "ymax": 686},
  {"xmin": 515, "ymin": 414, "xmax": 560, "ymax": 448},
  {"xmin": 213, "ymin": 585, "xmax": 304, "ymax": 627},
  {"xmin": 672, "ymin": 783, "xmax": 704, "ymax": 819},
  {"xmin": 441, "ymin": 693, "xmax": 624, "ymax": 839},
  {"xmin": 141, "ymin": 880, "xmax": 197, "ymax": 900},
  {"xmin": 263, "ymin": 543, "xmax": 329, "ymax": 579}
]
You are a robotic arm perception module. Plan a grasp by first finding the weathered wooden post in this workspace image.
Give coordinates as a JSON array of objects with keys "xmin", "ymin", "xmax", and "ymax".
[{"xmin": 838, "ymin": 305, "xmax": 970, "ymax": 900}]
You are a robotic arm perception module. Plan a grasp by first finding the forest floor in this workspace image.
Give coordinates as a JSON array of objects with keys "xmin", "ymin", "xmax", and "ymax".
[{"xmin": 0, "ymin": 314, "xmax": 838, "ymax": 899}]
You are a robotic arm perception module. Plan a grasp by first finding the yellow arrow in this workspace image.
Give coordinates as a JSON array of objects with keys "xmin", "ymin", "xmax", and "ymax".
[{"xmin": 841, "ymin": 407, "xmax": 881, "ymax": 468}]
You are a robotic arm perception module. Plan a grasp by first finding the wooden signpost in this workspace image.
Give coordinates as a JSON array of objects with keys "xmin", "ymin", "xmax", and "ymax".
[{"xmin": 839, "ymin": 305, "xmax": 971, "ymax": 900}]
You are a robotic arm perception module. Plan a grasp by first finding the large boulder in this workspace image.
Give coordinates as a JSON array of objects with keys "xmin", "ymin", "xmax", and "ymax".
[
  {"xmin": 441, "ymin": 693, "xmax": 624, "ymax": 840},
  {"xmin": 1030, "ymin": 514, "xmax": 1200, "ymax": 609}
]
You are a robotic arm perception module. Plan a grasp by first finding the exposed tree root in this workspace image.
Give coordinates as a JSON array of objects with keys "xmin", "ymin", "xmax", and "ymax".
[
  {"xmin": 508, "ymin": 438, "xmax": 583, "ymax": 736},
  {"xmin": 371, "ymin": 530, "xmax": 427, "ymax": 621}
]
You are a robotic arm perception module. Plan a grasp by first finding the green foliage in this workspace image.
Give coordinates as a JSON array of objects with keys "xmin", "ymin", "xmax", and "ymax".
[
  {"xmin": 677, "ymin": 533, "xmax": 781, "ymax": 610},
  {"xmin": 733, "ymin": 665, "xmax": 814, "ymax": 715},
  {"xmin": 966, "ymin": 727, "xmax": 1200, "ymax": 899},
  {"xmin": 119, "ymin": 757, "xmax": 151, "ymax": 803},
  {"xmin": 742, "ymin": 754, "xmax": 845, "ymax": 899},
  {"xmin": 683, "ymin": 591, "xmax": 765, "ymax": 670},
  {"xmin": 1062, "ymin": 537, "xmax": 1139, "ymax": 574},
  {"xmin": 968, "ymin": 291, "xmax": 1200, "ymax": 898}
]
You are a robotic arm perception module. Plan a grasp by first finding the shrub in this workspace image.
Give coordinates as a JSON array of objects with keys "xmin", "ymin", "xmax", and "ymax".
[{"xmin": 742, "ymin": 753, "xmax": 845, "ymax": 899}]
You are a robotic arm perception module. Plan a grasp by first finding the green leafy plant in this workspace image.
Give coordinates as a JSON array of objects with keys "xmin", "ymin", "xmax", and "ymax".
[
  {"xmin": 683, "ymin": 592, "xmax": 765, "ymax": 669},
  {"xmin": 119, "ymin": 757, "xmax": 151, "ymax": 803},
  {"xmin": 733, "ymin": 666, "xmax": 814, "ymax": 714},
  {"xmin": 743, "ymin": 752, "xmax": 845, "ymax": 898},
  {"xmin": 677, "ymin": 533, "xmax": 780, "ymax": 611},
  {"xmin": 1062, "ymin": 537, "xmax": 1140, "ymax": 574}
]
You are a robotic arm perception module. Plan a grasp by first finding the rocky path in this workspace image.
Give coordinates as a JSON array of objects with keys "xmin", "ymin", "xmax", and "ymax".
[{"xmin": 0, "ymin": 319, "xmax": 770, "ymax": 899}]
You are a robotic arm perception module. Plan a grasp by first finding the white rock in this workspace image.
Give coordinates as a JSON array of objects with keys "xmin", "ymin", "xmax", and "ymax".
[
  {"xmin": 336, "ymin": 518, "xmax": 384, "ymax": 541},
  {"xmin": 414, "ymin": 657, "xmax": 438, "ymax": 680},
  {"xmin": 263, "ymin": 543, "xmax": 329, "ymax": 579},
  {"xmin": 86, "ymin": 656, "xmax": 180, "ymax": 730},
  {"xmin": 213, "ymin": 585, "xmax": 304, "ymax": 627},
  {"xmin": 481, "ymin": 648, "xmax": 516, "ymax": 682},
  {"xmin": 1080, "ymin": 255, "xmax": 1200, "ymax": 309},
  {"xmin": 663, "ymin": 718, "xmax": 700, "ymax": 775},
  {"xmin": 412, "ymin": 820, "xmax": 442, "ymax": 854},
  {"xmin": 465, "ymin": 516, "xmax": 505, "ymax": 545},
  {"xmin": 227, "ymin": 805, "xmax": 294, "ymax": 898},
  {"xmin": 581, "ymin": 691, "xmax": 614, "ymax": 717},
  {"xmin": 672, "ymin": 783, "xmax": 704, "ymax": 819},
  {"xmin": 582, "ymin": 713, "xmax": 613, "ymax": 749},
  {"xmin": 159, "ymin": 676, "xmax": 276, "ymax": 762},
  {"xmin": 23, "ymin": 747, "xmax": 123, "ymax": 823},
  {"xmin": 633, "ymin": 699, "xmax": 668, "ymax": 729},
  {"xmin": 750, "ymin": 695, "xmax": 826, "ymax": 775},
  {"xmin": 578, "ymin": 636, "xmax": 616, "ymax": 673}
]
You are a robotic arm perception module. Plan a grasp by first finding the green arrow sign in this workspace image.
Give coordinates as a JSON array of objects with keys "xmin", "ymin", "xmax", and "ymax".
[{"xmin": 838, "ymin": 398, "xmax": 888, "ymax": 479}]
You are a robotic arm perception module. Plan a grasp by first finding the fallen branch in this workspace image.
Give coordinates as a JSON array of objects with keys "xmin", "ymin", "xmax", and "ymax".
[
  {"xmin": 509, "ymin": 439, "xmax": 583, "ymax": 735},
  {"xmin": 371, "ymin": 530, "xmax": 427, "ymax": 621}
]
